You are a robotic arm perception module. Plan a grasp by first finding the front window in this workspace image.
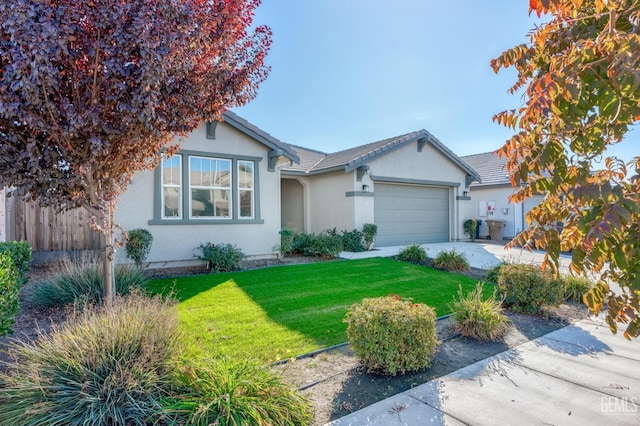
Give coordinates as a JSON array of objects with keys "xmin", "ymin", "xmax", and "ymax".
[
  {"xmin": 189, "ymin": 157, "xmax": 231, "ymax": 218},
  {"xmin": 238, "ymin": 160, "xmax": 254, "ymax": 218},
  {"xmin": 161, "ymin": 154, "xmax": 182, "ymax": 219}
]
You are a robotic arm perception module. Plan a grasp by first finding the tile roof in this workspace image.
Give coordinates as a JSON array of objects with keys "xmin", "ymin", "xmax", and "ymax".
[
  {"xmin": 461, "ymin": 151, "xmax": 511, "ymax": 187},
  {"xmin": 282, "ymin": 129, "xmax": 480, "ymax": 181}
]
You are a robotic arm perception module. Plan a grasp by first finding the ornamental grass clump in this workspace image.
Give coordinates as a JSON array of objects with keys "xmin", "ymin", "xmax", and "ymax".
[
  {"xmin": 166, "ymin": 356, "xmax": 313, "ymax": 426},
  {"xmin": 496, "ymin": 264, "xmax": 564, "ymax": 313},
  {"xmin": 35, "ymin": 253, "xmax": 146, "ymax": 307},
  {"xmin": 433, "ymin": 249, "xmax": 470, "ymax": 271},
  {"xmin": 559, "ymin": 275, "xmax": 594, "ymax": 303},
  {"xmin": 398, "ymin": 244, "xmax": 427, "ymax": 262},
  {"xmin": 344, "ymin": 295, "xmax": 438, "ymax": 376},
  {"xmin": 0, "ymin": 291, "xmax": 182, "ymax": 426},
  {"xmin": 449, "ymin": 282, "xmax": 510, "ymax": 340}
]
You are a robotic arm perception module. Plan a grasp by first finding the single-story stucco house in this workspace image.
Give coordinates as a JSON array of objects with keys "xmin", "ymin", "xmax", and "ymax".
[
  {"xmin": 461, "ymin": 151, "xmax": 544, "ymax": 240},
  {"xmin": 3, "ymin": 112, "xmax": 494, "ymax": 266},
  {"xmin": 114, "ymin": 112, "xmax": 483, "ymax": 266}
]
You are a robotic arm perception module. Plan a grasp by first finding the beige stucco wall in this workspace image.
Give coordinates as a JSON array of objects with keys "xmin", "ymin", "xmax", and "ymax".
[
  {"xmin": 305, "ymin": 171, "xmax": 356, "ymax": 233},
  {"xmin": 463, "ymin": 184, "xmax": 521, "ymax": 240},
  {"xmin": 281, "ymin": 178, "xmax": 304, "ymax": 232},
  {"xmin": 368, "ymin": 142, "xmax": 469, "ymax": 241},
  {"xmin": 115, "ymin": 122, "xmax": 281, "ymax": 266}
]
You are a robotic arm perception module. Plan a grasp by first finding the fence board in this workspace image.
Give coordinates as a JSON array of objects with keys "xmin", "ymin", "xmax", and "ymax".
[{"xmin": 9, "ymin": 198, "xmax": 103, "ymax": 252}]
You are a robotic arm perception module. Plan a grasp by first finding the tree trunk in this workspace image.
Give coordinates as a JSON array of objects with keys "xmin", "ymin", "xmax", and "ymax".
[{"xmin": 103, "ymin": 199, "xmax": 116, "ymax": 306}]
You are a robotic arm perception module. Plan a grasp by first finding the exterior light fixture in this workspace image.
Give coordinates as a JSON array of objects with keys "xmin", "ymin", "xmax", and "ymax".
[{"xmin": 362, "ymin": 184, "xmax": 369, "ymax": 192}]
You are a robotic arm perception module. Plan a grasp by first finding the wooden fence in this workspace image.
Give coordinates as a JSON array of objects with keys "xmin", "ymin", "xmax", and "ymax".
[{"xmin": 8, "ymin": 197, "xmax": 103, "ymax": 252}]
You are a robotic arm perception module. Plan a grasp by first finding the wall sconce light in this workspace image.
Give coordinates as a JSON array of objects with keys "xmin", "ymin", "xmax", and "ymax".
[
  {"xmin": 362, "ymin": 184, "xmax": 370, "ymax": 192},
  {"xmin": 501, "ymin": 207, "xmax": 509, "ymax": 215},
  {"xmin": 463, "ymin": 191, "xmax": 469, "ymax": 197}
]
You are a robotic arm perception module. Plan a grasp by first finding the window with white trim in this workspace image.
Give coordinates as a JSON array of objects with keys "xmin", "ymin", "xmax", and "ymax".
[
  {"xmin": 161, "ymin": 154, "xmax": 182, "ymax": 219},
  {"xmin": 238, "ymin": 160, "xmax": 254, "ymax": 219}
]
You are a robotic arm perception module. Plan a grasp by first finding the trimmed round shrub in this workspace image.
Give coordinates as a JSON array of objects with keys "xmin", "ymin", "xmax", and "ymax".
[
  {"xmin": 449, "ymin": 282, "xmax": 510, "ymax": 340},
  {"xmin": 0, "ymin": 253, "xmax": 20, "ymax": 336},
  {"xmin": 559, "ymin": 275, "xmax": 593, "ymax": 302},
  {"xmin": 0, "ymin": 292, "xmax": 182, "ymax": 425},
  {"xmin": 496, "ymin": 264, "xmax": 564, "ymax": 313},
  {"xmin": 433, "ymin": 249, "xmax": 470, "ymax": 271},
  {"xmin": 35, "ymin": 254, "xmax": 147, "ymax": 307},
  {"xmin": 398, "ymin": 244, "xmax": 427, "ymax": 262},
  {"xmin": 0, "ymin": 241, "xmax": 32, "ymax": 285},
  {"xmin": 166, "ymin": 357, "xmax": 313, "ymax": 425},
  {"xmin": 362, "ymin": 223, "xmax": 377, "ymax": 250},
  {"xmin": 125, "ymin": 228, "xmax": 154, "ymax": 267},
  {"xmin": 344, "ymin": 295, "xmax": 438, "ymax": 376}
]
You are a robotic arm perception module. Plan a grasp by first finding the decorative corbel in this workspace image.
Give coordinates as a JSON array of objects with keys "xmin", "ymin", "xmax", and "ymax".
[
  {"xmin": 356, "ymin": 165, "xmax": 370, "ymax": 182},
  {"xmin": 268, "ymin": 149, "xmax": 283, "ymax": 172},
  {"xmin": 417, "ymin": 137, "xmax": 428, "ymax": 152},
  {"xmin": 206, "ymin": 121, "xmax": 218, "ymax": 139}
]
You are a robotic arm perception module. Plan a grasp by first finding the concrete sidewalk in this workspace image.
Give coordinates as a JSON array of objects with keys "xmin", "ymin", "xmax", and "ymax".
[{"xmin": 327, "ymin": 316, "xmax": 640, "ymax": 425}]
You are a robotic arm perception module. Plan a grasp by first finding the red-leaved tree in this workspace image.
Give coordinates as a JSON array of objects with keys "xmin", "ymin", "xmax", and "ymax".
[{"xmin": 0, "ymin": 0, "xmax": 271, "ymax": 304}]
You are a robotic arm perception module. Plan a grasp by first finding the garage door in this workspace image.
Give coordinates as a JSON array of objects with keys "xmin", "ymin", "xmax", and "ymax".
[{"xmin": 374, "ymin": 183, "xmax": 450, "ymax": 246}]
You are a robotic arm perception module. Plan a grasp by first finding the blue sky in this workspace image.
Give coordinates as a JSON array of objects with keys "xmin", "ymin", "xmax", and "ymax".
[{"xmin": 234, "ymin": 1, "xmax": 635, "ymax": 161}]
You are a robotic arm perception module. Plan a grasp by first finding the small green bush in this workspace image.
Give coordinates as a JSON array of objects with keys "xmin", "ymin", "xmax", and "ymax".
[
  {"xmin": 434, "ymin": 249, "xmax": 470, "ymax": 271},
  {"xmin": 0, "ymin": 292, "xmax": 182, "ymax": 425},
  {"xmin": 496, "ymin": 264, "xmax": 564, "ymax": 313},
  {"xmin": 196, "ymin": 242, "xmax": 245, "ymax": 272},
  {"xmin": 559, "ymin": 275, "xmax": 593, "ymax": 302},
  {"xmin": 340, "ymin": 228, "xmax": 365, "ymax": 252},
  {"xmin": 35, "ymin": 254, "xmax": 147, "ymax": 307},
  {"xmin": 0, "ymin": 241, "xmax": 32, "ymax": 285},
  {"xmin": 166, "ymin": 357, "xmax": 313, "ymax": 425},
  {"xmin": 345, "ymin": 295, "xmax": 438, "ymax": 376},
  {"xmin": 398, "ymin": 244, "xmax": 427, "ymax": 262},
  {"xmin": 449, "ymin": 282, "xmax": 510, "ymax": 340},
  {"xmin": 279, "ymin": 228, "xmax": 296, "ymax": 256},
  {"xmin": 362, "ymin": 223, "xmax": 378, "ymax": 250},
  {"xmin": 463, "ymin": 219, "xmax": 478, "ymax": 241},
  {"xmin": 0, "ymin": 254, "xmax": 20, "ymax": 336},
  {"xmin": 125, "ymin": 228, "xmax": 154, "ymax": 267}
]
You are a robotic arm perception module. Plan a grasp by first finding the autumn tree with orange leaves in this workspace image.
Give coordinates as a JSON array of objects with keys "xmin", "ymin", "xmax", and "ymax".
[
  {"xmin": 0, "ymin": 0, "xmax": 271, "ymax": 304},
  {"xmin": 492, "ymin": 0, "xmax": 639, "ymax": 338}
]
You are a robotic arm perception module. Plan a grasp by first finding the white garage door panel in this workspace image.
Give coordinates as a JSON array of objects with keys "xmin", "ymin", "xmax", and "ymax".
[{"xmin": 374, "ymin": 183, "xmax": 449, "ymax": 246}]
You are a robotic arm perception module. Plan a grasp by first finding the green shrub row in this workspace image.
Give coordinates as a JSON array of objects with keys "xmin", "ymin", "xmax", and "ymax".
[
  {"xmin": 0, "ymin": 254, "xmax": 20, "ymax": 337},
  {"xmin": 345, "ymin": 295, "xmax": 438, "ymax": 376},
  {"xmin": 0, "ymin": 240, "xmax": 32, "ymax": 285},
  {"xmin": 0, "ymin": 291, "xmax": 313, "ymax": 425},
  {"xmin": 196, "ymin": 242, "xmax": 245, "ymax": 273},
  {"xmin": 279, "ymin": 224, "xmax": 378, "ymax": 257}
]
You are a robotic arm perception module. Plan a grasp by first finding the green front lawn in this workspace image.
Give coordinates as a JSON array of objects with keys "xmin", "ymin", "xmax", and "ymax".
[{"xmin": 146, "ymin": 257, "xmax": 487, "ymax": 362}]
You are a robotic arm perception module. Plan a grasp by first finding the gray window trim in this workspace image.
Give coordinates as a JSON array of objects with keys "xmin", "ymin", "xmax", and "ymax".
[{"xmin": 150, "ymin": 150, "xmax": 263, "ymax": 225}]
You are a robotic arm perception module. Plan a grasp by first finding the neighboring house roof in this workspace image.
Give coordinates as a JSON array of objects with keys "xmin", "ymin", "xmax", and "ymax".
[
  {"xmin": 282, "ymin": 129, "xmax": 481, "ymax": 183},
  {"xmin": 222, "ymin": 111, "xmax": 299, "ymax": 163},
  {"xmin": 461, "ymin": 151, "xmax": 511, "ymax": 187}
]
